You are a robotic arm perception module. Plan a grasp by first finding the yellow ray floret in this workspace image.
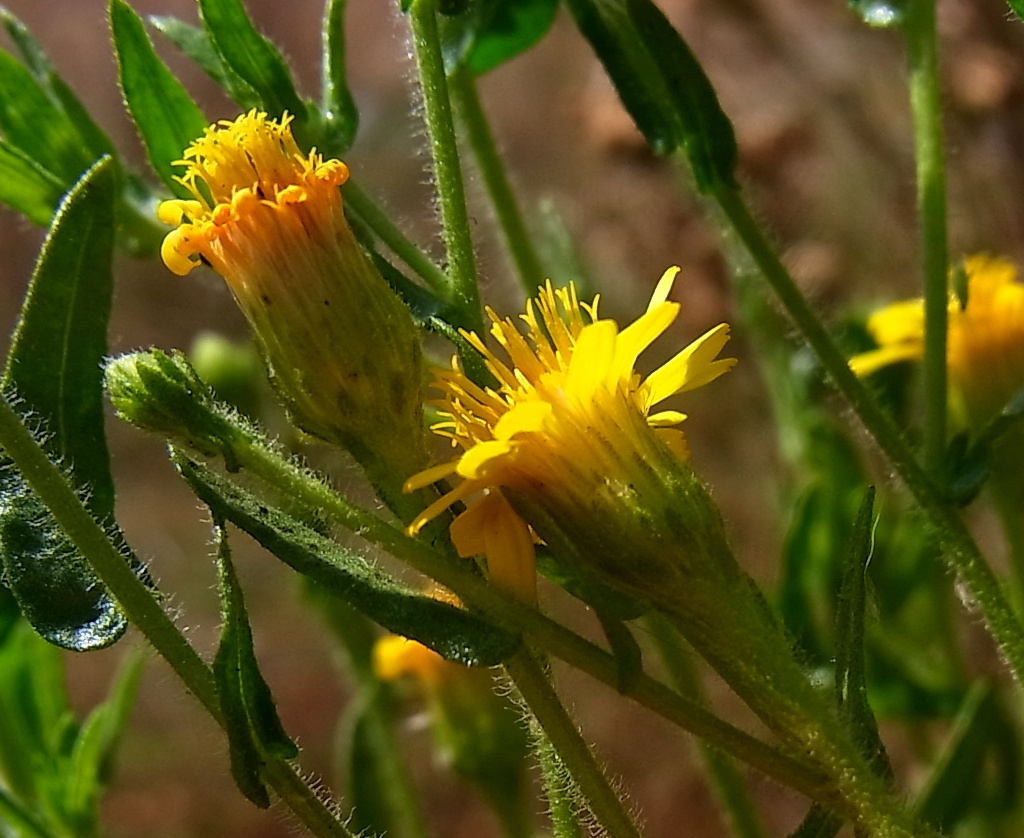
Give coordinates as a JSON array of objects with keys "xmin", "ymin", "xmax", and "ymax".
[
  {"xmin": 404, "ymin": 267, "xmax": 738, "ymax": 603},
  {"xmin": 850, "ymin": 255, "xmax": 1024, "ymax": 429}
]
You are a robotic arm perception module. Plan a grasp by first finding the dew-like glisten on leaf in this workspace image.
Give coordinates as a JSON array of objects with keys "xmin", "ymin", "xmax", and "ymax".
[
  {"xmin": 213, "ymin": 526, "xmax": 296, "ymax": 809},
  {"xmin": 197, "ymin": 0, "xmax": 307, "ymax": 122},
  {"xmin": 178, "ymin": 456, "xmax": 520, "ymax": 666},
  {"xmin": 110, "ymin": 0, "xmax": 209, "ymax": 199},
  {"xmin": 847, "ymin": 0, "xmax": 906, "ymax": 27},
  {"xmin": 564, "ymin": 0, "xmax": 737, "ymax": 192},
  {"xmin": 438, "ymin": 0, "xmax": 559, "ymax": 76},
  {"xmin": 0, "ymin": 159, "xmax": 127, "ymax": 651},
  {"xmin": 147, "ymin": 16, "xmax": 261, "ymax": 110}
]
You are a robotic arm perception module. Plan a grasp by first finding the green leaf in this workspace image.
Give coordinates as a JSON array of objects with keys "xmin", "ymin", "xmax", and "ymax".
[
  {"xmin": 321, "ymin": 0, "xmax": 359, "ymax": 153},
  {"xmin": 594, "ymin": 610, "xmax": 642, "ymax": 693},
  {"xmin": 178, "ymin": 456, "xmax": 519, "ymax": 666},
  {"xmin": 148, "ymin": 16, "xmax": 260, "ymax": 109},
  {"xmin": 834, "ymin": 486, "xmax": 892, "ymax": 782},
  {"xmin": 440, "ymin": 0, "xmax": 559, "ymax": 76},
  {"xmin": 110, "ymin": 0, "xmax": 209, "ymax": 198},
  {"xmin": 198, "ymin": 0, "xmax": 307, "ymax": 122},
  {"xmin": 0, "ymin": 140, "xmax": 66, "ymax": 225},
  {"xmin": 0, "ymin": 50, "xmax": 97, "ymax": 184},
  {"xmin": 0, "ymin": 10, "xmax": 116, "ymax": 165},
  {"xmin": 914, "ymin": 683, "xmax": 1020, "ymax": 831},
  {"xmin": 1011, "ymin": 0, "xmax": 1024, "ymax": 22},
  {"xmin": 63, "ymin": 652, "xmax": 144, "ymax": 833},
  {"xmin": 0, "ymin": 159, "xmax": 127, "ymax": 651},
  {"xmin": 212, "ymin": 525, "xmax": 297, "ymax": 808},
  {"xmin": 563, "ymin": 0, "xmax": 737, "ymax": 191},
  {"xmin": 787, "ymin": 805, "xmax": 843, "ymax": 838}
]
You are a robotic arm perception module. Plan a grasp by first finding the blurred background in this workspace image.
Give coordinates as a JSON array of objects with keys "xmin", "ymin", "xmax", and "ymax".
[{"xmin": 2, "ymin": 0, "xmax": 1024, "ymax": 835}]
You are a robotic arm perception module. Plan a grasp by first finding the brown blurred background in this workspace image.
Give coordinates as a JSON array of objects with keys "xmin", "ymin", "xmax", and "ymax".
[{"xmin": 2, "ymin": 0, "xmax": 1024, "ymax": 835}]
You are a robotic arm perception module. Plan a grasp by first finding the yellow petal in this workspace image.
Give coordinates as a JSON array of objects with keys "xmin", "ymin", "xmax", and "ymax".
[
  {"xmin": 403, "ymin": 460, "xmax": 459, "ymax": 493},
  {"xmin": 456, "ymin": 439, "xmax": 515, "ymax": 480},
  {"xmin": 565, "ymin": 319, "xmax": 617, "ymax": 397},
  {"xmin": 866, "ymin": 300, "xmax": 924, "ymax": 345},
  {"xmin": 647, "ymin": 410, "xmax": 687, "ymax": 427},
  {"xmin": 848, "ymin": 343, "xmax": 921, "ymax": 377},
  {"xmin": 450, "ymin": 492, "xmax": 537, "ymax": 603},
  {"xmin": 648, "ymin": 266, "xmax": 681, "ymax": 311},
  {"xmin": 615, "ymin": 302, "xmax": 680, "ymax": 377},
  {"xmin": 492, "ymin": 400, "xmax": 552, "ymax": 440},
  {"xmin": 644, "ymin": 323, "xmax": 737, "ymax": 406}
]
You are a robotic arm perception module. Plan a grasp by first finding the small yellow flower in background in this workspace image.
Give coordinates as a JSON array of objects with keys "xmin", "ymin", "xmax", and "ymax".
[
  {"xmin": 158, "ymin": 111, "xmax": 426, "ymax": 491},
  {"xmin": 850, "ymin": 255, "xmax": 1024, "ymax": 430},
  {"xmin": 404, "ymin": 267, "xmax": 737, "ymax": 603}
]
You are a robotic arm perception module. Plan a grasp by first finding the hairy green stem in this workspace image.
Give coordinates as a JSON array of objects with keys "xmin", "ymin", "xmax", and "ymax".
[
  {"xmin": 505, "ymin": 649, "xmax": 642, "ymax": 838},
  {"xmin": 713, "ymin": 187, "xmax": 1024, "ymax": 683},
  {"xmin": 0, "ymin": 396, "xmax": 355, "ymax": 838},
  {"xmin": 343, "ymin": 179, "xmax": 453, "ymax": 295},
  {"xmin": 408, "ymin": 0, "xmax": 482, "ymax": 333},
  {"xmin": 449, "ymin": 69, "xmax": 545, "ymax": 295},
  {"xmin": 645, "ymin": 615, "xmax": 768, "ymax": 838},
  {"xmin": 905, "ymin": 0, "xmax": 949, "ymax": 475},
  {"xmin": 223, "ymin": 435, "xmax": 828, "ymax": 799}
]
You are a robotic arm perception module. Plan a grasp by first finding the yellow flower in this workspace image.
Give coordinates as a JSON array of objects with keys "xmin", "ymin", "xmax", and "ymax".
[
  {"xmin": 850, "ymin": 255, "xmax": 1024, "ymax": 430},
  {"xmin": 404, "ymin": 267, "xmax": 737, "ymax": 603},
  {"xmin": 157, "ymin": 111, "xmax": 426, "ymax": 487}
]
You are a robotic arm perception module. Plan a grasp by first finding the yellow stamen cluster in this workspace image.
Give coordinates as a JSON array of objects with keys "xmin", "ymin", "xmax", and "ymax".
[
  {"xmin": 404, "ymin": 267, "xmax": 737, "ymax": 602},
  {"xmin": 158, "ymin": 110, "xmax": 349, "ymax": 277}
]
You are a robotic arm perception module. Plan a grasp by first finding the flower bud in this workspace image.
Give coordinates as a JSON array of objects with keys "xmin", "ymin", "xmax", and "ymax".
[{"xmin": 158, "ymin": 111, "xmax": 427, "ymax": 485}]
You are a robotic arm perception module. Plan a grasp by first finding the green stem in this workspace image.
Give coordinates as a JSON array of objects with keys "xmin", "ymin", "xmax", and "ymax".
[
  {"xmin": 532, "ymin": 721, "xmax": 583, "ymax": 838},
  {"xmin": 713, "ymin": 186, "xmax": 1024, "ymax": 683},
  {"xmin": 505, "ymin": 649, "xmax": 642, "ymax": 838},
  {"xmin": 905, "ymin": 0, "xmax": 949, "ymax": 475},
  {"xmin": 343, "ymin": 179, "xmax": 453, "ymax": 296},
  {"xmin": 223, "ymin": 436, "xmax": 827, "ymax": 799},
  {"xmin": 0, "ymin": 396, "xmax": 355, "ymax": 838},
  {"xmin": 408, "ymin": 0, "xmax": 482, "ymax": 333},
  {"xmin": 645, "ymin": 615, "xmax": 768, "ymax": 838},
  {"xmin": 449, "ymin": 69, "xmax": 545, "ymax": 295}
]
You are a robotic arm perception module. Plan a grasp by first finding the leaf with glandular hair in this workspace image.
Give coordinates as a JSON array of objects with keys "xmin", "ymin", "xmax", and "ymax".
[
  {"xmin": 178, "ymin": 456, "xmax": 519, "ymax": 667},
  {"xmin": 0, "ymin": 159, "xmax": 127, "ymax": 651}
]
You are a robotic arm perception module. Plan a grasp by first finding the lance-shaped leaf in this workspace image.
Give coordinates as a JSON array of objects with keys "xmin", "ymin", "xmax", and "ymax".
[
  {"xmin": 148, "ymin": 16, "xmax": 260, "ymax": 110},
  {"xmin": 110, "ymin": 0, "xmax": 209, "ymax": 198},
  {"xmin": 564, "ymin": 0, "xmax": 737, "ymax": 191},
  {"xmin": 0, "ymin": 159, "xmax": 127, "ymax": 651},
  {"xmin": 212, "ymin": 525, "xmax": 297, "ymax": 808},
  {"xmin": 0, "ymin": 141, "xmax": 66, "ymax": 225},
  {"xmin": 834, "ymin": 486, "xmax": 892, "ymax": 782},
  {"xmin": 198, "ymin": 0, "xmax": 307, "ymax": 122},
  {"xmin": 178, "ymin": 457, "xmax": 519, "ymax": 666}
]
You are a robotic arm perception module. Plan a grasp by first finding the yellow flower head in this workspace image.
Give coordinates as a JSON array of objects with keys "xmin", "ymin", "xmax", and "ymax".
[
  {"xmin": 850, "ymin": 255, "xmax": 1024, "ymax": 430},
  {"xmin": 404, "ymin": 267, "xmax": 737, "ymax": 603},
  {"xmin": 157, "ymin": 111, "xmax": 425, "ymax": 475},
  {"xmin": 158, "ymin": 110, "xmax": 349, "ymax": 278}
]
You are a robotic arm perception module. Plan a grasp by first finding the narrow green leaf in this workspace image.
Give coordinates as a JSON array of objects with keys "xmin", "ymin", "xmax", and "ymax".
[
  {"xmin": 834, "ymin": 486, "xmax": 892, "ymax": 782},
  {"xmin": 198, "ymin": 0, "xmax": 307, "ymax": 121},
  {"xmin": 0, "ymin": 10, "xmax": 115, "ymax": 163},
  {"xmin": 914, "ymin": 683, "xmax": 1018, "ymax": 831},
  {"xmin": 345, "ymin": 702, "xmax": 401, "ymax": 837},
  {"xmin": 212, "ymin": 525, "xmax": 296, "ymax": 809},
  {"xmin": 787, "ymin": 805, "xmax": 843, "ymax": 838},
  {"xmin": 563, "ymin": 0, "xmax": 737, "ymax": 191},
  {"xmin": 63, "ymin": 652, "xmax": 144, "ymax": 832},
  {"xmin": 0, "ymin": 140, "xmax": 66, "ymax": 225},
  {"xmin": 148, "ymin": 16, "xmax": 260, "ymax": 109},
  {"xmin": 0, "ymin": 159, "xmax": 127, "ymax": 651},
  {"xmin": 321, "ymin": 0, "xmax": 359, "ymax": 153},
  {"xmin": 110, "ymin": 0, "xmax": 209, "ymax": 198},
  {"xmin": 1010, "ymin": 0, "xmax": 1024, "ymax": 22},
  {"xmin": 0, "ymin": 50, "xmax": 96, "ymax": 184},
  {"xmin": 440, "ymin": 0, "xmax": 558, "ymax": 76},
  {"xmin": 178, "ymin": 456, "xmax": 519, "ymax": 666}
]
